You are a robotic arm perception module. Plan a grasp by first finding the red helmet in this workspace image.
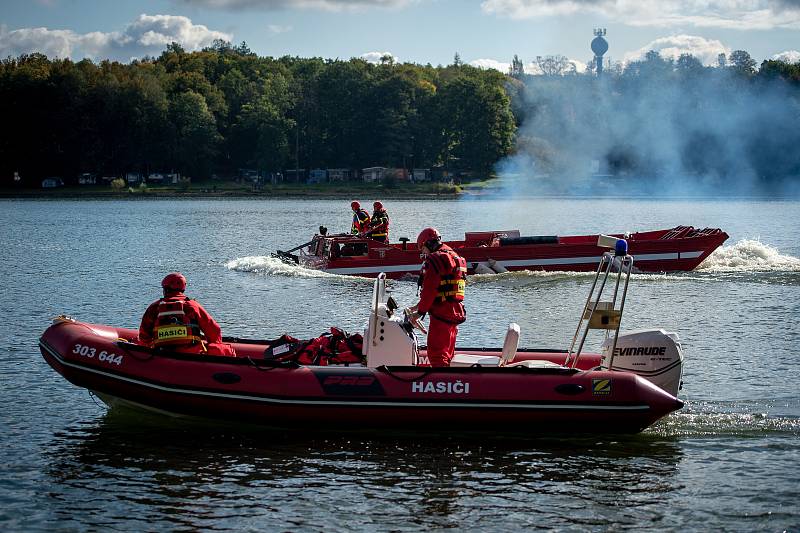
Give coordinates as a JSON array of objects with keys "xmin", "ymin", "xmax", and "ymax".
[
  {"xmin": 373, "ymin": 201, "xmax": 383, "ymax": 210},
  {"xmin": 161, "ymin": 272, "xmax": 187, "ymax": 292},
  {"xmin": 416, "ymin": 227, "xmax": 441, "ymax": 249},
  {"xmin": 351, "ymin": 201, "xmax": 360, "ymax": 210}
]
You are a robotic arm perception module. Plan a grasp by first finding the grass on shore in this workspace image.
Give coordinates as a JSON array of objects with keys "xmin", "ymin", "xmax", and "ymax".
[{"xmin": 0, "ymin": 178, "xmax": 482, "ymax": 198}]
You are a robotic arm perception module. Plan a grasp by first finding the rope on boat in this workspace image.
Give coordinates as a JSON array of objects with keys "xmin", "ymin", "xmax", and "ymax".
[
  {"xmin": 374, "ymin": 365, "xmax": 433, "ymax": 382},
  {"xmin": 244, "ymin": 356, "xmax": 300, "ymax": 371}
]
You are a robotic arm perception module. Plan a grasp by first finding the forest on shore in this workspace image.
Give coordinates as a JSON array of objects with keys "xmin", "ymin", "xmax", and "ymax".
[{"xmin": 1, "ymin": 41, "xmax": 798, "ymax": 189}]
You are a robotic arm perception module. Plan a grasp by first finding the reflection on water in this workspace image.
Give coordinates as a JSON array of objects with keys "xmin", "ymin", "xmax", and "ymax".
[
  {"xmin": 4, "ymin": 198, "xmax": 800, "ymax": 531},
  {"xmin": 43, "ymin": 409, "xmax": 686, "ymax": 531}
]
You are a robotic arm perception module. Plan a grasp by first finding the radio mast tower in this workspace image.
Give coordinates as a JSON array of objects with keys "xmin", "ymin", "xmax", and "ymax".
[{"xmin": 591, "ymin": 28, "xmax": 608, "ymax": 76}]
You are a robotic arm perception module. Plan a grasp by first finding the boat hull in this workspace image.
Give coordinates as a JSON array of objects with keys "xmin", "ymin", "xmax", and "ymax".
[
  {"xmin": 302, "ymin": 226, "xmax": 728, "ymax": 278},
  {"xmin": 40, "ymin": 320, "xmax": 683, "ymax": 433}
]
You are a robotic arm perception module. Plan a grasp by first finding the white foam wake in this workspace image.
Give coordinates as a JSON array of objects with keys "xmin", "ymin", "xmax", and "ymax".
[
  {"xmin": 697, "ymin": 240, "xmax": 800, "ymax": 272},
  {"xmin": 225, "ymin": 256, "xmax": 345, "ymax": 279}
]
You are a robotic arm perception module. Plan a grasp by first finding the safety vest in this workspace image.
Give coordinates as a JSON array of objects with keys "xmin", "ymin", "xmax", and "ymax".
[
  {"xmin": 351, "ymin": 209, "xmax": 370, "ymax": 234},
  {"xmin": 152, "ymin": 296, "xmax": 203, "ymax": 348},
  {"xmin": 427, "ymin": 247, "xmax": 467, "ymax": 302},
  {"xmin": 369, "ymin": 210, "xmax": 390, "ymax": 239}
]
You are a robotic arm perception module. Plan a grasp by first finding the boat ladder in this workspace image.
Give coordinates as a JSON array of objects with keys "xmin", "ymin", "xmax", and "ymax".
[{"xmin": 564, "ymin": 241, "xmax": 633, "ymax": 370}]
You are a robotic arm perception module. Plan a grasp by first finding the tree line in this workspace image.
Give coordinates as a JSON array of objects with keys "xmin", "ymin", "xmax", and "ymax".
[
  {"xmin": 0, "ymin": 41, "xmax": 515, "ymax": 186},
  {"xmin": 1, "ymin": 42, "xmax": 798, "ymax": 188}
]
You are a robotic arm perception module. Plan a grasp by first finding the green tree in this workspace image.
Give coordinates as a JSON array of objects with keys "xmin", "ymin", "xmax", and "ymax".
[
  {"xmin": 437, "ymin": 74, "xmax": 515, "ymax": 173},
  {"xmin": 230, "ymin": 72, "xmax": 294, "ymax": 172},
  {"xmin": 510, "ymin": 54, "xmax": 525, "ymax": 79},
  {"xmin": 168, "ymin": 90, "xmax": 221, "ymax": 178},
  {"xmin": 676, "ymin": 53, "xmax": 703, "ymax": 74},
  {"xmin": 729, "ymin": 50, "xmax": 757, "ymax": 76}
]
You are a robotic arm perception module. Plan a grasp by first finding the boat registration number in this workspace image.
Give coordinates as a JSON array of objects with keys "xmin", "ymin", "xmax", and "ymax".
[{"xmin": 72, "ymin": 344, "xmax": 123, "ymax": 366}]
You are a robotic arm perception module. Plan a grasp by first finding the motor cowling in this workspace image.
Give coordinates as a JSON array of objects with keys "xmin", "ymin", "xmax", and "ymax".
[{"xmin": 601, "ymin": 329, "xmax": 684, "ymax": 397}]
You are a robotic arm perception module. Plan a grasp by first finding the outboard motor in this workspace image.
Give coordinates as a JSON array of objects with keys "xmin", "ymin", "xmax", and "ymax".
[{"xmin": 601, "ymin": 329, "xmax": 684, "ymax": 397}]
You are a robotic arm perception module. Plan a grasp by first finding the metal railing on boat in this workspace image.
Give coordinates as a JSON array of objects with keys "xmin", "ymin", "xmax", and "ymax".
[{"xmin": 565, "ymin": 238, "xmax": 633, "ymax": 370}]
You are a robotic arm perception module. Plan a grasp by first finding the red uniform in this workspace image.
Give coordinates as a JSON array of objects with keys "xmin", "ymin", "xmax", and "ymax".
[
  {"xmin": 367, "ymin": 208, "xmax": 390, "ymax": 242},
  {"xmin": 351, "ymin": 208, "xmax": 371, "ymax": 234},
  {"xmin": 417, "ymin": 244, "xmax": 467, "ymax": 367},
  {"xmin": 139, "ymin": 293, "xmax": 222, "ymax": 354}
]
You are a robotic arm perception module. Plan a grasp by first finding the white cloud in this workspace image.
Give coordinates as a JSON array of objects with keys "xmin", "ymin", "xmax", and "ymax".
[
  {"xmin": 0, "ymin": 14, "xmax": 232, "ymax": 61},
  {"xmin": 179, "ymin": 0, "xmax": 414, "ymax": 10},
  {"xmin": 0, "ymin": 26, "xmax": 79, "ymax": 59},
  {"xmin": 470, "ymin": 58, "xmax": 510, "ymax": 72},
  {"xmin": 267, "ymin": 24, "xmax": 293, "ymax": 33},
  {"xmin": 480, "ymin": 0, "xmax": 800, "ymax": 30},
  {"xmin": 470, "ymin": 57, "xmax": 587, "ymax": 74},
  {"xmin": 623, "ymin": 35, "xmax": 729, "ymax": 65},
  {"xmin": 772, "ymin": 50, "xmax": 800, "ymax": 62},
  {"xmin": 623, "ymin": 34, "xmax": 729, "ymax": 66},
  {"xmin": 360, "ymin": 51, "xmax": 398, "ymax": 63}
]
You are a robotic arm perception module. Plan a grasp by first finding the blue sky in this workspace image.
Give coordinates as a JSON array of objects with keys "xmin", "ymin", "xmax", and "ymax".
[{"xmin": 1, "ymin": 0, "xmax": 798, "ymax": 71}]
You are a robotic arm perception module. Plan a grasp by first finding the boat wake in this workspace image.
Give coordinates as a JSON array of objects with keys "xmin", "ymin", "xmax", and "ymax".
[
  {"xmin": 697, "ymin": 239, "xmax": 800, "ymax": 273},
  {"xmin": 467, "ymin": 239, "xmax": 800, "ymax": 285},
  {"xmin": 225, "ymin": 256, "xmax": 356, "ymax": 280},
  {"xmin": 650, "ymin": 399, "xmax": 800, "ymax": 438}
]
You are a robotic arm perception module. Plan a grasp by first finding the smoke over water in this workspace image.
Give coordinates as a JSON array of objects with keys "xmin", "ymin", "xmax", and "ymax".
[{"xmin": 499, "ymin": 65, "xmax": 800, "ymax": 197}]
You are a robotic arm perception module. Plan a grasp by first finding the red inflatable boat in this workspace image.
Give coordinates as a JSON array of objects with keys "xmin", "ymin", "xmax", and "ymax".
[
  {"xmin": 40, "ymin": 251, "xmax": 685, "ymax": 434},
  {"xmin": 39, "ymin": 320, "xmax": 682, "ymax": 433},
  {"xmin": 279, "ymin": 225, "xmax": 727, "ymax": 278}
]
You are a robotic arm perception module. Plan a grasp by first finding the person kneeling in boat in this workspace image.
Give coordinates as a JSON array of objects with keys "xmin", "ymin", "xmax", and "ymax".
[
  {"xmin": 138, "ymin": 272, "xmax": 235, "ymax": 356},
  {"xmin": 365, "ymin": 201, "xmax": 390, "ymax": 243},
  {"xmin": 408, "ymin": 227, "xmax": 467, "ymax": 367}
]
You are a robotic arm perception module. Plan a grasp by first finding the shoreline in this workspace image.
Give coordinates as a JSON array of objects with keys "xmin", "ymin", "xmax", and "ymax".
[
  {"xmin": 0, "ymin": 181, "xmax": 466, "ymax": 200},
  {"xmin": 0, "ymin": 190, "xmax": 461, "ymax": 199}
]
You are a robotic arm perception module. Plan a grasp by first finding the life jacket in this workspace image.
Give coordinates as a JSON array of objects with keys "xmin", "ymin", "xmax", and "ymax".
[
  {"xmin": 427, "ymin": 247, "xmax": 467, "ymax": 302},
  {"xmin": 369, "ymin": 210, "xmax": 390, "ymax": 239},
  {"xmin": 271, "ymin": 327, "xmax": 364, "ymax": 366},
  {"xmin": 152, "ymin": 296, "xmax": 204, "ymax": 348},
  {"xmin": 351, "ymin": 209, "xmax": 370, "ymax": 234}
]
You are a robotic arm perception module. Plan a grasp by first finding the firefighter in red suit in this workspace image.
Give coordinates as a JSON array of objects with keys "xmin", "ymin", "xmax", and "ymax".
[
  {"xmin": 350, "ymin": 201, "xmax": 371, "ymax": 235},
  {"xmin": 139, "ymin": 272, "xmax": 231, "ymax": 355},
  {"xmin": 408, "ymin": 228, "xmax": 467, "ymax": 367},
  {"xmin": 366, "ymin": 201, "xmax": 390, "ymax": 242}
]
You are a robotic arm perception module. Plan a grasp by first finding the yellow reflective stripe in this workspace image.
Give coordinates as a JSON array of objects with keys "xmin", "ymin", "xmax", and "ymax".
[
  {"xmin": 437, "ymin": 279, "xmax": 465, "ymax": 298},
  {"xmin": 154, "ymin": 333, "xmax": 203, "ymax": 345}
]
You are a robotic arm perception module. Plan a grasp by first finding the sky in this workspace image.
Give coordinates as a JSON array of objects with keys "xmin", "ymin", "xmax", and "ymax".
[{"xmin": 0, "ymin": 0, "xmax": 798, "ymax": 71}]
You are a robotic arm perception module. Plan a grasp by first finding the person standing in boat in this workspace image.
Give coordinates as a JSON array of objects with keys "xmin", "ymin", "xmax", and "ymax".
[
  {"xmin": 366, "ymin": 201, "xmax": 390, "ymax": 242},
  {"xmin": 350, "ymin": 201, "xmax": 371, "ymax": 235},
  {"xmin": 408, "ymin": 227, "xmax": 467, "ymax": 367},
  {"xmin": 139, "ymin": 272, "xmax": 232, "ymax": 355}
]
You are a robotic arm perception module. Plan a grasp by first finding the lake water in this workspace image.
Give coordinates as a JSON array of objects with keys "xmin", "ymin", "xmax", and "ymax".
[{"xmin": 1, "ymin": 197, "xmax": 799, "ymax": 531}]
